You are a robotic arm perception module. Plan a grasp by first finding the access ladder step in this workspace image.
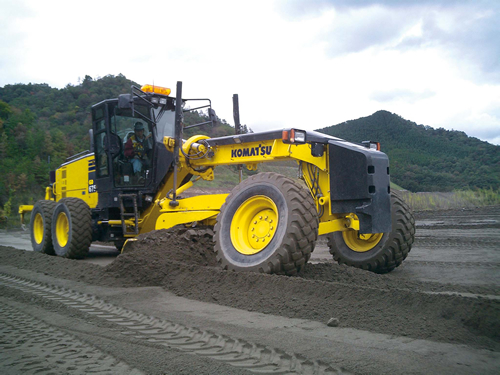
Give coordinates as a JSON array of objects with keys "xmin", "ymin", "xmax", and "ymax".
[{"xmin": 118, "ymin": 193, "xmax": 139, "ymax": 235}]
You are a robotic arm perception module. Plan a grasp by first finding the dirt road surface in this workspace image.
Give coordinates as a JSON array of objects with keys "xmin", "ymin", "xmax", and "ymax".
[{"xmin": 0, "ymin": 206, "xmax": 499, "ymax": 374}]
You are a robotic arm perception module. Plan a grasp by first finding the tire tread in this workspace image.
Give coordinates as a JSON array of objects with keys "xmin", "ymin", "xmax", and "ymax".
[
  {"xmin": 53, "ymin": 198, "xmax": 92, "ymax": 259},
  {"xmin": 328, "ymin": 192, "xmax": 415, "ymax": 273},
  {"xmin": 214, "ymin": 172, "xmax": 318, "ymax": 275},
  {"xmin": 30, "ymin": 200, "xmax": 57, "ymax": 255}
]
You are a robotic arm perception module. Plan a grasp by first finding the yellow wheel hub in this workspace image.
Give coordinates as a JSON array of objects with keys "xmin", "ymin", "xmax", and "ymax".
[
  {"xmin": 342, "ymin": 231, "xmax": 383, "ymax": 252},
  {"xmin": 55, "ymin": 212, "xmax": 69, "ymax": 247},
  {"xmin": 230, "ymin": 196, "xmax": 279, "ymax": 255},
  {"xmin": 33, "ymin": 213, "xmax": 44, "ymax": 244}
]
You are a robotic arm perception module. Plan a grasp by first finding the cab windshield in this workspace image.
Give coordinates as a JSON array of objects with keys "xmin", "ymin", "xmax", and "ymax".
[
  {"xmin": 109, "ymin": 104, "xmax": 154, "ymax": 187},
  {"xmin": 111, "ymin": 106, "xmax": 152, "ymax": 142},
  {"xmin": 153, "ymin": 107, "xmax": 175, "ymax": 140}
]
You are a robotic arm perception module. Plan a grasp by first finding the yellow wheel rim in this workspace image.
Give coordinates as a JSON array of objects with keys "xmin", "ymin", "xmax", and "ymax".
[
  {"xmin": 230, "ymin": 195, "xmax": 279, "ymax": 255},
  {"xmin": 342, "ymin": 231, "xmax": 384, "ymax": 252},
  {"xmin": 33, "ymin": 213, "xmax": 44, "ymax": 244},
  {"xmin": 56, "ymin": 212, "xmax": 69, "ymax": 247}
]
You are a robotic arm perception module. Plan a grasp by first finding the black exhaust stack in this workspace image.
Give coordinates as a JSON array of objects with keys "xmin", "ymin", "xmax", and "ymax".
[
  {"xmin": 169, "ymin": 81, "xmax": 183, "ymax": 207},
  {"xmin": 233, "ymin": 94, "xmax": 243, "ymax": 182}
]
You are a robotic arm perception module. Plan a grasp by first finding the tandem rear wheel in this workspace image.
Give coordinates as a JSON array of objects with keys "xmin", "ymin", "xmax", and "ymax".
[
  {"xmin": 51, "ymin": 198, "xmax": 92, "ymax": 259},
  {"xmin": 30, "ymin": 200, "xmax": 57, "ymax": 255}
]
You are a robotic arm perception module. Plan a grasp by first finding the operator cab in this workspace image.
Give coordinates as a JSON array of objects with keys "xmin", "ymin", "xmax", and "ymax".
[
  {"xmin": 90, "ymin": 83, "xmax": 216, "ymax": 216},
  {"xmin": 93, "ymin": 102, "xmax": 175, "ymax": 186},
  {"xmin": 91, "ymin": 85, "xmax": 176, "ymax": 211}
]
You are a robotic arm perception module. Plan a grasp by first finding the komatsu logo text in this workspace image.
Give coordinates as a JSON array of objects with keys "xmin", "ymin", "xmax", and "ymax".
[{"xmin": 231, "ymin": 146, "xmax": 272, "ymax": 158}]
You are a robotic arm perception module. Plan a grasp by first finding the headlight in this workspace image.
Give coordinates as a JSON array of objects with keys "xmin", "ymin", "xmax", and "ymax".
[
  {"xmin": 282, "ymin": 129, "xmax": 306, "ymax": 144},
  {"xmin": 362, "ymin": 141, "xmax": 381, "ymax": 151}
]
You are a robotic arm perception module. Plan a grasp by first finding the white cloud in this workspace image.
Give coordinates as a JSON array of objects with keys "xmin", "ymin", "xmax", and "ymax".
[
  {"xmin": 0, "ymin": 0, "xmax": 499, "ymax": 145},
  {"xmin": 370, "ymin": 89, "xmax": 436, "ymax": 103}
]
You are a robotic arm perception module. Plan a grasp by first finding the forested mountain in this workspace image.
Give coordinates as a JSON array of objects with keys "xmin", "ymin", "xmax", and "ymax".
[
  {"xmin": 317, "ymin": 110, "xmax": 500, "ymax": 192},
  {"xmin": 0, "ymin": 74, "xmax": 236, "ymax": 216},
  {"xmin": 1, "ymin": 75, "xmax": 498, "ymax": 221}
]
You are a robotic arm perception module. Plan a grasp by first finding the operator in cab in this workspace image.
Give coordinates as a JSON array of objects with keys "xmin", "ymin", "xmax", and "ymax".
[{"xmin": 124, "ymin": 122, "xmax": 150, "ymax": 174}]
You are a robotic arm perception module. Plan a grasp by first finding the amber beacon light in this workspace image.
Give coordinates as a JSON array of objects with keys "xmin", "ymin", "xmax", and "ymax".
[{"xmin": 141, "ymin": 84, "xmax": 171, "ymax": 96}]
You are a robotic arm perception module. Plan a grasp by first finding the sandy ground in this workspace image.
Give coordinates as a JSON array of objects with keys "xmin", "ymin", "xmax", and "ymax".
[{"xmin": 0, "ymin": 206, "xmax": 499, "ymax": 374}]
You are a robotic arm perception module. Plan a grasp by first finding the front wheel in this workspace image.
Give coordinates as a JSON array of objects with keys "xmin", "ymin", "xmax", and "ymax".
[
  {"xmin": 328, "ymin": 192, "xmax": 415, "ymax": 273},
  {"xmin": 51, "ymin": 198, "xmax": 92, "ymax": 259},
  {"xmin": 214, "ymin": 172, "xmax": 318, "ymax": 276}
]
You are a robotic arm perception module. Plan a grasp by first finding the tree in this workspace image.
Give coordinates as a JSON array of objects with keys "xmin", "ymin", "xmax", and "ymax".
[{"xmin": 0, "ymin": 100, "xmax": 12, "ymax": 120}]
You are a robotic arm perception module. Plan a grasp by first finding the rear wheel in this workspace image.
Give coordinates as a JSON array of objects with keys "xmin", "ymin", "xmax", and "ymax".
[
  {"xmin": 30, "ymin": 200, "xmax": 57, "ymax": 254},
  {"xmin": 328, "ymin": 192, "xmax": 415, "ymax": 273},
  {"xmin": 51, "ymin": 198, "xmax": 92, "ymax": 259},
  {"xmin": 214, "ymin": 172, "xmax": 318, "ymax": 276}
]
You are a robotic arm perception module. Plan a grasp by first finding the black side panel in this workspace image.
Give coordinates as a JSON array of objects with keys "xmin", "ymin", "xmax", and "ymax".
[
  {"xmin": 154, "ymin": 142, "xmax": 174, "ymax": 186},
  {"xmin": 328, "ymin": 141, "xmax": 391, "ymax": 234}
]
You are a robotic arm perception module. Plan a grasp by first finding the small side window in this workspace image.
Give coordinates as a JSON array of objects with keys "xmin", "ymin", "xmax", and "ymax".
[
  {"xmin": 95, "ymin": 119, "xmax": 105, "ymax": 132},
  {"xmin": 93, "ymin": 107, "xmax": 104, "ymax": 119},
  {"xmin": 94, "ymin": 131, "xmax": 109, "ymax": 177}
]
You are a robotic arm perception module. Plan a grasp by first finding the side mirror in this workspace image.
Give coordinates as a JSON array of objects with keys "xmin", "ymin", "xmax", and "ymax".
[
  {"xmin": 208, "ymin": 108, "xmax": 218, "ymax": 126},
  {"xmin": 118, "ymin": 94, "xmax": 133, "ymax": 109}
]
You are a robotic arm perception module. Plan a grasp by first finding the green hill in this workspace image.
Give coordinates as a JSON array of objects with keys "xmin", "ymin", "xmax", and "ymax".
[
  {"xmin": 1, "ymin": 76, "xmax": 498, "ymax": 222},
  {"xmin": 317, "ymin": 110, "xmax": 500, "ymax": 192},
  {"xmin": 0, "ymin": 75, "xmax": 142, "ymax": 213},
  {"xmin": 0, "ymin": 75, "xmax": 239, "ymax": 216}
]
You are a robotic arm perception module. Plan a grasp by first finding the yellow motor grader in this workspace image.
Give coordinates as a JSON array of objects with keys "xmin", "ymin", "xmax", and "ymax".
[{"xmin": 20, "ymin": 82, "xmax": 415, "ymax": 275}]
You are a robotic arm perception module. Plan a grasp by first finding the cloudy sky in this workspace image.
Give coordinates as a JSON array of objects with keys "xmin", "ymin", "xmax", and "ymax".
[{"xmin": 1, "ymin": 0, "xmax": 499, "ymax": 145}]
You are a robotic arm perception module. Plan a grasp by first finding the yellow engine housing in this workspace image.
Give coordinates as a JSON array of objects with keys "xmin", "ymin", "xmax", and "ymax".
[{"xmin": 53, "ymin": 154, "xmax": 98, "ymax": 208}]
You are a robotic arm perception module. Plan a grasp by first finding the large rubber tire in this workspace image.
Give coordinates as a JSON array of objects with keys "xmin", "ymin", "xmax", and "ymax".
[
  {"xmin": 51, "ymin": 198, "xmax": 92, "ymax": 259},
  {"xmin": 214, "ymin": 172, "xmax": 318, "ymax": 276},
  {"xmin": 30, "ymin": 200, "xmax": 57, "ymax": 255},
  {"xmin": 327, "ymin": 191, "xmax": 415, "ymax": 273}
]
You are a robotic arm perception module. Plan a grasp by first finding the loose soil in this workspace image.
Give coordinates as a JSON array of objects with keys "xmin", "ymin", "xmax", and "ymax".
[{"xmin": 1, "ymin": 206, "xmax": 499, "ymax": 374}]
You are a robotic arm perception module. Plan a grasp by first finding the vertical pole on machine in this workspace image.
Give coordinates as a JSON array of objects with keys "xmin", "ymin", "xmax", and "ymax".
[
  {"xmin": 233, "ymin": 94, "xmax": 243, "ymax": 183},
  {"xmin": 169, "ymin": 81, "xmax": 183, "ymax": 207}
]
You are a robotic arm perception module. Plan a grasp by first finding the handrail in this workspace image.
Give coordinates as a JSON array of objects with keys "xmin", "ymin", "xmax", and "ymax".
[{"xmin": 66, "ymin": 150, "xmax": 90, "ymax": 162}]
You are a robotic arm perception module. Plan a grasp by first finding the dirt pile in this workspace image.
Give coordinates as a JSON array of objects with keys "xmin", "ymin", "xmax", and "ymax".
[
  {"xmin": 122, "ymin": 226, "xmax": 218, "ymax": 266},
  {"xmin": 109, "ymin": 227, "xmax": 398, "ymax": 288}
]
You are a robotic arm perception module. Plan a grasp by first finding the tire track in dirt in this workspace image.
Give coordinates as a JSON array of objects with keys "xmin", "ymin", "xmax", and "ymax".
[
  {"xmin": 407, "ymin": 260, "xmax": 500, "ymax": 269},
  {"xmin": 415, "ymin": 238, "xmax": 499, "ymax": 247},
  {"xmin": 0, "ymin": 303, "xmax": 142, "ymax": 374},
  {"xmin": 0, "ymin": 273, "xmax": 350, "ymax": 375}
]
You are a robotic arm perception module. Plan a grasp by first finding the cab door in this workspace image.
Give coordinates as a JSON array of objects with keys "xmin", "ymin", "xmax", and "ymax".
[{"xmin": 92, "ymin": 102, "xmax": 118, "ymax": 209}]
